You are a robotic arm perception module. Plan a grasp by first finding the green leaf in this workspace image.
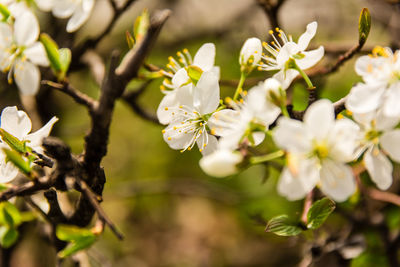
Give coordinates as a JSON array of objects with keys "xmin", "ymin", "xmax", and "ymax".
[
  {"xmin": 3, "ymin": 149, "xmax": 32, "ymax": 176},
  {"xmin": 0, "ymin": 184, "xmax": 8, "ymax": 192},
  {"xmin": 0, "ymin": 227, "xmax": 18, "ymax": 248},
  {"xmin": 40, "ymin": 33, "xmax": 62, "ymax": 72},
  {"xmin": 265, "ymin": 215, "xmax": 303, "ymax": 236},
  {"xmin": 306, "ymin": 197, "xmax": 335, "ymax": 230},
  {"xmin": 58, "ymin": 235, "xmax": 96, "ymax": 258},
  {"xmin": 56, "ymin": 224, "xmax": 95, "ymax": 242},
  {"xmin": 0, "ymin": 4, "xmax": 10, "ymax": 21},
  {"xmin": 20, "ymin": 211, "xmax": 36, "ymax": 223},
  {"xmin": 133, "ymin": 9, "xmax": 149, "ymax": 43},
  {"xmin": 358, "ymin": 8, "xmax": 371, "ymax": 46},
  {"xmin": 58, "ymin": 48, "xmax": 71, "ymax": 80},
  {"xmin": 186, "ymin": 65, "xmax": 203, "ymax": 85},
  {"xmin": 125, "ymin": 31, "xmax": 135, "ymax": 49},
  {"xmin": 0, "ymin": 128, "xmax": 30, "ymax": 153},
  {"xmin": 0, "ymin": 202, "xmax": 22, "ymax": 228}
]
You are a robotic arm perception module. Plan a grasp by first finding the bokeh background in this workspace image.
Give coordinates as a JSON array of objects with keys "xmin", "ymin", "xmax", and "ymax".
[{"xmin": 4, "ymin": 0, "xmax": 400, "ymax": 266}]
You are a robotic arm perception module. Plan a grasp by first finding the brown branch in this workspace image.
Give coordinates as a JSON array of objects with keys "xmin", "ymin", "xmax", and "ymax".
[
  {"xmin": 256, "ymin": 0, "xmax": 286, "ymax": 29},
  {"xmin": 0, "ymin": 179, "xmax": 52, "ymax": 202},
  {"xmin": 367, "ymin": 188, "xmax": 400, "ymax": 207},
  {"xmin": 301, "ymin": 190, "xmax": 314, "ymax": 224},
  {"xmin": 43, "ymin": 80, "xmax": 96, "ymax": 111}
]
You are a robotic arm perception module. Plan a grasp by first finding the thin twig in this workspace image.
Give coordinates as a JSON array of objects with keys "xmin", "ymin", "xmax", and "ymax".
[{"xmin": 301, "ymin": 190, "xmax": 313, "ymax": 224}]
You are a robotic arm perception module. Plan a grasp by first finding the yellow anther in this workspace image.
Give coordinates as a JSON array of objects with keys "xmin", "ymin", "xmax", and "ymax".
[
  {"xmin": 177, "ymin": 51, "xmax": 182, "ymax": 56},
  {"xmin": 164, "ymin": 107, "xmax": 168, "ymax": 111},
  {"xmin": 185, "ymin": 112, "xmax": 188, "ymax": 115},
  {"xmin": 211, "ymin": 128, "xmax": 216, "ymax": 135},
  {"xmin": 199, "ymin": 122, "xmax": 203, "ymax": 126},
  {"xmin": 179, "ymin": 105, "xmax": 183, "ymax": 108},
  {"xmin": 172, "ymin": 112, "xmax": 175, "ymax": 115},
  {"xmin": 337, "ymin": 114, "xmax": 344, "ymax": 120},
  {"xmin": 173, "ymin": 126, "xmax": 177, "ymax": 130},
  {"xmin": 271, "ymin": 41, "xmax": 275, "ymax": 45},
  {"xmin": 199, "ymin": 130, "xmax": 202, "ymax": 134},
  {"xmin": 240, "ymin": 99, "xmax": 244, "ymax": 103},
  {"xmin": 243, "ymin": 90, "xmax": 248, "ymax": 96},
  {"xmin": 345, "ymin": 110, "xmax": 353, "ymax": 116},
  {"xmin": 249, "ymin": 59, "xmax": 253, "ymax": 63},
  {"xmin": 183, "ymin": 48, "xmax": 189, "ymax": 53},
  {"xmin": 168, "ymin": 56, "xmax": 174, "ymax": 61},
  {"xmin": 181, "ymin": 121, "xmax": 185, "ymax": 124},
  {"xmin": 168, "ymin": 137, "xmax": 172, "ymax": 141},
  {"xmin": 225, "ymin": 97, "xmax": 232, "ymax": 103},
  {"xmin": 162, "ymin": 130, "xmax": 166, "ymax": 133},
  {"xmin": 199, "ymin": 149, "xmax": 203, "ymax": 152},
  {"xmin": 254, "ymin": 51, "xmax": 258, "ymax": 54},
  {"xmin": 275, "ymin": 27, "xmax": 280, "ymax": 32},
  {"xmin": 278, "ymin": 33, "xmax": 282, "ymax": 38},
  {"xmin": 160, "ymin": 85, "xmax": 166, "ymax": 91},
  {"xmin": 188, "ymin": 147, "xmax": 192, "ymax": 151},
  {"xmin": 269, "ymin": 30, "xmax": 274, "ymax": 35},
  {"xmin": 257, "ymin": 66, "xmax": 262, "ymax": 71},
  {"xmin": 203, "ymin": 144, "xmax": 206, "ymax": 147},
  {"xmin": 262, "ymin": 41, "xmax": 268, "ymax": 46}
]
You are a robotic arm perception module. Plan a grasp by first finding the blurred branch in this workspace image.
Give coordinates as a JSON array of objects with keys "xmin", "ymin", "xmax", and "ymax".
[{"xmin": 256, "ymin": 0, "xmax": 286, "ymax": 29}]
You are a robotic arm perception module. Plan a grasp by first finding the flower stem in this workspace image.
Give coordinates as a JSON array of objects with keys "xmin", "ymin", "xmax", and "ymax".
[
  {"xmin": 280, "ymin": 104, "xmax": 290, "ymax": 117},
  {"xmin": 233, "ymin": 72, "xmax": 247, "ymax": 101},
  {"xmin": 289, "ymin": 60, "xmax": 314, "ymax": 89},
  {"xmin": 249, "ymin": 150, "xmax": 284, "ymax": 164}
]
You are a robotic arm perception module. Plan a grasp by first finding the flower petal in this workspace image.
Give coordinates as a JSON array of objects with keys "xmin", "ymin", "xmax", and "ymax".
[
  {"xmin": 171, "ymin": 68, "xmax": 190, "ymax": 88},
  {"xmin": 193, "ymin": 43, "xmax": 215, "ymax": 72},
  {"xmin": 194, "ymin": 71, "xmax": 219, "ymax": 114},
  {"xmin": 320, "ymin": 160, "xmax": 356, "ymax": 202},
  {"xmin": 383, "ymin": 83, "xmax": 400, "ymax": 118},
  {"xmin": 199, "ymin": 149, "xmax": 243, "ymax": 177},
  {"xmin": 157, "ymin": 93, "xmax": 178, "ymax": 125},
  {"xmin": 273, "ymin": 68, "xmax": 299, "ymax": 89},
  {"xmin": 198, "ymin": 133, "xmax": 217, "ymax": 155},
  {"xmin": 66, "ymin": 0, "xmax": 94, "ymax": 32},
  {"xmin": 26, "ymin": 116, "xmax": 58, "ymax": 151},
  {"xmin": 14, "ymin": 60, "xmax": 41, "ymax": 95},
  {"xmin": 381, "ymin": 129, "xmax": 400, "ymax": 162},
  {"xmin": 304, "ymin": 99, "xmax": 334, "ymax": 140},
  {"xmin": 0, "ymin": 106, "xmax": 32, "ymax": 139},
  {"xmin": 35, "ymin": 0, "xmax": 53, "ymax": 11},
  {"xmin": 297, "ymin": 21, "xmax": 317, "ymax": 51},
  {"xmin": 208, "ymin": 109, "xmax": 240, "ymax": 137},
  {"xmin": 364, "ymin": 146, "xmax": 393, "ymax": 190},
  {"xmin": 328, "ymin": 118, "xmax": 360, "ymax": 162},
  {"xmin": 24, "ymin": 42, "xmax": 49, "ymax": 67},
  {"xmin": 295, "ymin": 46, "xmax": 324, "ymax": 70},
  {"xmin": 14, "ymin": 11, "xmax": 39, "ymax": 46},
  {"xmin": 0, "ymin": 160, "xmax": 19, "ymax": 183},
  {"xmin": 52, "ymin": 0, "xmax": 77, "ymax": 18},
  {"xmin": 345, "ymin": 83, "xmax": 385, "ymax": 114},
  {"xmin": 273, "ymin": 117, "xmax": 312, "ymax": 153}
]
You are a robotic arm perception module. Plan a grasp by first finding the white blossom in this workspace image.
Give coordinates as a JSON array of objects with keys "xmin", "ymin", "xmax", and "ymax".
[
  {"xmin": 0, "ymin": 106, "xmax": 58, "ymax": 183},
  {"xmin": 161, "ymin": 72, "xmax": 219, "ymax": 154},
  {"xmin": 239, "ymin": 37, "xmax": 262, "ymax": 73},
  {"xmin": 199, "ymin": 149, "xmax": 243, "ymax": 177},
  {"xmin": 52, "ymin": 0, "xmax": 94, "ymax": 32},
  {"xmin": 352, "ymin": 110, "xmax": 400, "ymax": 190},
  {"xmin": 258, "ymin": 22, "xmax": 324, "ymax": 89},
  {"xmin": 273, "ymin": 99, "xmax": 360, "ymax": 202},
  {"xmin": 0, "ymin": 11, "xmax": 49, "ymax": 95}
]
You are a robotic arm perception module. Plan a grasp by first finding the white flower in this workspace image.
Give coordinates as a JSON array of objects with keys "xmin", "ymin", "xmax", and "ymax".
[
  {"xmin": 157, "ymin": 43, "xmax": 219, "ymax": 124},
  {"xmin": 0, "ymin": 0, "xmax": 30, "ymax": 17},
  {"xmin": 52, "ymin": 0, "xmax": 94, "ymax": 32},
  {"xmin": 239, "ymin": 37, "xmax": 262, "ymax": 73},
  {"xmin": 0, "ymin": 106, "xmax": 58, "ymax": 183},
  {"xmin": 346, "ymin": 47, "xmax": 400, "ymax": 117},
  {"xmin": 208, "ymin": 78, "xmax": 281, "ymax": 150},
  {"xmin": 161, "ymin": 72, "xmax": 219, "ymax": 154},
  {"xmin": 0, "ymin": 11, "xmax": 49, "ymax": 95},
  {"xmin": 273, "ymin": 99, "xmax": 360, "ymax": 202},
  {"xmin": 199, "ymin": 149, "xmax": 243, "ymax": 177},
  {"xmin": 258, "ymin": 22, "xmax": 324, "ymax": 89},
  {"xmin": 352, "ymin": 110, "xmax": 400, "ymax": 190}
]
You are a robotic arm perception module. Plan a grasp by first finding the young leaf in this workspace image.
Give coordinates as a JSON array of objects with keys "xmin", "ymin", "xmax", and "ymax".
[
  {"xmin": 0, "ymin": 202, "xmax": 22, "ymax": 228},
  {"xmin": 186, "ymin": 65, "xmax": 203, "ymax": 85},
  {"xmin": 0, "ymin": 4, "xmax": 10, "ymax": 21},
  {"xmin": 125, "ymin": 31, "xmax": 135, "ymax": 49},
  {"xmin": 58, "ymin": 48, "xmax": 71, "ymax": 80},
  {"xmin": 265, "ymin": 215, "xmax": 303, "ymax": 236},
  {"xmin": 0, "ymin": 227, "xmax": 18, "ymax": 248},
  {"xmin": 58, "ymin": 235, "xmax": 96, "ymax": 258},
  {"xmin": 306, "ymin": 197, "xmax": 336, "ymax": 230},
  {"xmin": 56, "ymin": 224, "xmax": 95, "ymax": 241},
  {"xmin": 133, "ymin": 9, "xmax": 149, "ymax": 43},
  {"xmin": 40, "ymin": 33, "xmax": 62, "ymax": 72},
  {"xmin": 3, "ymin": 149, "xmax": 32, "ymax": 176},
  {"xmin": 358, "ymin": 8, "xmax": 371, "ymax": 46},
  {"xmin": 0, "ymin": 128, "xmax": 29, "ymax": 153}
]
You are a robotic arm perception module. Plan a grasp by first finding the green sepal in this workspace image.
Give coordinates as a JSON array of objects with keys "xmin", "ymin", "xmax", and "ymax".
[
  {"xmin": 0, "ymin": 4, "xmax": 10, "ymax": 21},
  {"xmin": 133, "ymin": 9, "xmax": 149, "ymax": 43},
  {"xmin": 265, "ymin": 215, "xmax": 304, "ymax": 236},
  {"xmin": 186, "ymin": 65, "xmax": 203, "ymax": 85},
  {"xmin": 3, "ymin": 149, "xmax": 32, "ymax": 176},
  {"xmin": 0, "ymin": 227, "xmax": 18, "ymax": 248},
  {"xmin": 56, "ymin": 224, "xmax": 97, "ymax": 258},
  {"xmin": 306, "ymin": 197, "xmax": 336, "ymax": 230},
  {"xmin": 40, "ymin": 33, "xmax": 62, "ymax": 72},
  {"xmin": 0, "ymin": 128, "xmax": 30, "ymax": 153},
  {"xmin": 358, "ymin": 8, "xmax": 371, "ymax": 46},
  {"xmin": 58, "ymin": 48, "xmax": 71, "ymax": 80},
  {"xmin": 125, "ymin": 31, "xmax": 135, "ymax": 49}
]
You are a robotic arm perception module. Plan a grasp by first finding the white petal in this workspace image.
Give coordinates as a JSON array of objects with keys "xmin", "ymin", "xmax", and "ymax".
[
  {"xmin": 0, "ymin": 23, "xmax": 13, "ymax": 48},
  {"xmin": 0, "ymin": 161, "xmax": 19, "ymax": 183},
  {"xmin": 14, "ymin": 60, "xmax": 41, "ymax": 95},
  {"xmin": 198, "ymin": 134, "xmax": 218, "ymax": 156},
  {"xmin": 375, "ymin": 109, "xmax": 400, "ymax": 131},
  {"xmin": 193, "ymin": 43, "xmax": 215, "ymax": 72},
  {"xmin": 66, "ymin": 0, "xmax": 94, "ymax": 32},
  {"xmin": 194, "ymin": 71, "xmax": 219, "ymax": 114},
  {"xmin": 199, "ymin": 149, "xmax": 243, "ymax": 177},
  {"xmin": 26, "ymin": 116, "xmax": 58, "ymax": 151},
  {"xmin": 320, "ymin": 160, "xmax": 356, "ymax": 202},
  {"xmin": 157, "ymin": 93, "xmax": 178, "ymax": 125},
  {"xmin": 381, "ymin": 130, "xmax": 400, "ymax": 162},
  {"xmin": 35, "ymin": 0, "xmax": 54, "ymax": 11},
  {"xmin": 295, "ymin": 46, "xmax": 324, "ymax": 70},
  {"xmin": 277, "ymin": 159, "xmax": 319, "ymax": 201},
  {"xmin": 273, "ymin": 117, "xmax": 312, "ymax": 153},
  {"xmin": 24, "ymin": 42, "xmax": 49, "ymax": 67},
  {"xmin": 171, "ymin": 68, "xmax": 190, "ymax": 88},
  {"xmin": 297, "ymin": 21, "xmax": 317, "ymax": 51},
  {"xmin": 0, "ymin": 106, "xmax": 32, "ymax": 139},
  {"xmin": 14, "ymin": 11, "xmax": 39, "ymax": 46},
  {"xmin": 304, "ymin": 99, "xmax": 334, "ymax": 139},
  {"xmin": 276, "ymin": 42, "xmax": 299, "ymax": 67},
  {"xmin": 163, "ymin": 123, "xmax": 194, "ymax": 150},
  {"xmin": 345, "ymin": 83, "xmax": 385, "ymax": 114},
  {"xmin": 208, "ymin": 109, "xmax": 240, "ymax": 137},
  {"xmin": 239, "ymin": 38, "xmax": 262, "ymax": 66},
  {"xmin": 52, "ymin": 0, "xmax": 77, "ymax": 18},
  {"xmin": 383, "ymin": 83, "xmax": 400, "ymax": 117},
  {"xmin": 328, "ymin": 118, "xmax": 360, "ymax": 162},
  {"xmin": 364, "ymin": 147, "xmax": 393, "ymax": 190},
  {"xmin": 273, "ymin": 69, "xmax": 298, "ymax": 89}
]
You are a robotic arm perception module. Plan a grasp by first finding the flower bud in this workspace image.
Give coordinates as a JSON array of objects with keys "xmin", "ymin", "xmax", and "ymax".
[
  {"xmin": 239, "ymin": 38, "xmax": 262, "ymax": 74},
  {"xmin": 199, "ymin": 149, "xmax": 243, "ymax": 177}
]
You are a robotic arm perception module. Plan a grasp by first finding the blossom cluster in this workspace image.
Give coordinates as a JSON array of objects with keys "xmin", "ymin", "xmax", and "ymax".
[
  {"xmin": 157, "ymin": 21, "xmax": 400, "ymax": 203},
  {"xmin": 0, "ymin": 0, "xmax": 94, "ymax": 95}
]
